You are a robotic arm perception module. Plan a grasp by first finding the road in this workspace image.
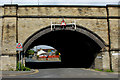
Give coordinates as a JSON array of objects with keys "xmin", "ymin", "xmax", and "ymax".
[
  {"xmin": 26, "ymin": 58, "xmax": 61, "ymax": 62},
  {"xmin": 2, "ymin": 68, "xmax": 119, "ymax": 78}
]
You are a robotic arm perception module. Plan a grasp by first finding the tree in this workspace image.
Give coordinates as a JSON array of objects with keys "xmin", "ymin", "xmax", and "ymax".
[
  {"xmin": 27, "ymin": 50, "xmax": 34, "ymax": 55},
  {"xmin": 48, "ymin": 49, "xmax": 51, "ymax": 53},
  {"xmin": 55, "ymin": 51, "xmax": 59, "ymax": 55}
]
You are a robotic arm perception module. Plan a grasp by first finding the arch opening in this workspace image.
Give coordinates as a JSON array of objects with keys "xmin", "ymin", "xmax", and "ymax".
[{"xmin": 24, "ymin": 25, "xmax": 105, "ymax": 68}]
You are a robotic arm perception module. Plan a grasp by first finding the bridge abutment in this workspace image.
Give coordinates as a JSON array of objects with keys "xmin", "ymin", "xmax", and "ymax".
[
  {"xmin": 1, "ymin": 5, "xmax": 17, "ymax": 70},
  {"xmin": 0, "ymin": 54, "xmax": 16, "ymax": 70},
  {"xmin": 95, "ymin": 50, "xmax": 120, "ymax": 72},
  {"xmin": 111, "ymin": 51, "xmax": 120, "ymax": 72},
  {"xmin": 95, "ymin": 48, "xmax": 110, "ymax": 70}
]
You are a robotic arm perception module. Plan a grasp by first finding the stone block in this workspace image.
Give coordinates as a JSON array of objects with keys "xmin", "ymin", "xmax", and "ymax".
[
  {"xmin": 108, "ymin": 7, "xmax": 119, "ymax": 16},
  {"xmin": 2, "ymin": 18, "xmax": 16, "ymax": 55},
  {"xmin": 18, "ymin": 7, "xmax": 107, "ymax": 16},
  {"xmin": 102, "ymin": 51, "xmax": 110, "ymax": 70},
  {"xmin": 95, "ymin": 53, "xmax": 103, "ymax": 69},
  {"xmin": 111, "ymin": 51, "xmax": 120, "ymax": 72},
  {"xmin": 1, "ymin": 55, "xmax": 16, "ymax": 70},
  {"xmin": 4, "ymin": 6, "xmax": 17, "ymax": 16},
  {"xmin": 0, "ymin": 7, "xmax": 4, "ymax": 16},
  {"xmin": 109, "ymin": 19, "xmax": 119, "ymax": 49}
]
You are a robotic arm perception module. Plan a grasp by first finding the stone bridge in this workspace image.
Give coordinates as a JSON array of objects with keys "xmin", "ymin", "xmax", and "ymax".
[{"xmin": 0, "ymin": 4, "xmax": 119, "ymax": 71}]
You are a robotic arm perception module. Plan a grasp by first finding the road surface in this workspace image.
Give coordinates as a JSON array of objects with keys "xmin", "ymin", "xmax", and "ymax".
[{"xmin": 2, "ymin": 68, "xmax": 119, "ymax": 78}]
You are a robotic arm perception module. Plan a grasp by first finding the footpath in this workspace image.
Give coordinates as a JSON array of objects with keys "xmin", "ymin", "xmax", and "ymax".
[{"xmin": 1, "ymin": 69, "xmax": 39, "ymax": 77}]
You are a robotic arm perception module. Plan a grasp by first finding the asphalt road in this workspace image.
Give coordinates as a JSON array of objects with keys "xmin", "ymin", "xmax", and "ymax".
[{"xmin": 2, "ymin": 68, "xmax": 119, "ymax": 78}]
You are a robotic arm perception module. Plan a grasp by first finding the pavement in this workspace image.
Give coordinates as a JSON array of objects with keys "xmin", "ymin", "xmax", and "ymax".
[
  {"xmin": 2, "ymin": 68, "xmax": 120, "ymax": 78},
  {"xmin": 1, "ymin": 69, "xmax": 39, "ymax": 77}
]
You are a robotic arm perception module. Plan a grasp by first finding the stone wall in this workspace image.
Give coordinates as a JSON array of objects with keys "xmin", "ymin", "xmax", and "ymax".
[
  {"xmin": 109, "ymin": 19, "xmax": 119, "ymax": 49},
  {"xmin": 0, "ymin": 17, "xmax": 2, "ymax": 71},
  {"xmin": 95, "ymin": 53, "xmax": 103, "ymax": 69},
  {"xmin": 18, "ymin": 18, "xmax": 108, "ymax": 45},
  {"xmin": 2, "ymin": 17, "xmax": 17, "ymax": 55},
  {"xmin": 111, "ymin": 51, "xmax": 120, "ymax": 72},
  {"xmin": 0, "ymin": 6, "xmax": 3, "ymax": 71},
  {"xmin": 4, "ymin": 6, "xmax": 17, "ymax": 16},
  {"xmin": 18, "ymin": 7, "xmax": 107, "ymax": 16},
  {"xmin": 109, "ymin": 18, "xmax": 119, "ymax": 72},
  {"xmin": 0, "ymin": 7, "xmax": 4, "ymax": 16},
  {"xmin": 0, "ymin": 5, "xmax": 119, "ymax": 71},
  {"xmin": 1, "ymin": 55, "xmax": 16, "ymax": 70},
  {"xmin": 108, "ymin": 7, "xmax": 119, "ymax": 16},
  {"xmin": 0, "ymin": 5, "xmax": 17, "ymax": 70}
]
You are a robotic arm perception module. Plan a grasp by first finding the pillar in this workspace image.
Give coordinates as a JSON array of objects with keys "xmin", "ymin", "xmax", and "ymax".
[{"xmin": 1, "ymin": 4, "xmax": 17, "ymax": 70}]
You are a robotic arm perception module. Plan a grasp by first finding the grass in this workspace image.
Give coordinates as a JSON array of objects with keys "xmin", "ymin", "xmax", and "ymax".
[
  {"xmin": 94, "ymin": 68, "xmax": 114, "ymax": 72},
  {"xmin": 16, "ymin": 62, "xmax": 31, "ymax": 71},
  {"xmin": 104, "ymin": 69, "xmax": 114, "ymax": 72},
  {"xmin": 94, "ymin": 68, "xmax": 103, "ymax": 71}
]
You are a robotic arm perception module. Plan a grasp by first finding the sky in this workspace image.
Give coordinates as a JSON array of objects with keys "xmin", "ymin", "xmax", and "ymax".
[
  {"xmin": 0, "ymin": 0, "xmax": 120, "ymax": 5},
  {"xmin": 31, "ymin": 45, "xmax": 54, "ymax": 52}
]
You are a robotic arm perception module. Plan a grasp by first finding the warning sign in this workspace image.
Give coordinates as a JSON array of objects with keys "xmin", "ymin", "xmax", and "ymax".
[
  {"xmin": 16, "ymin": 43, "xmax": 23, "ymax": 51},
  {"xmin": 61, "ymin": 20, "xmax": 66, "ymax": 26}
]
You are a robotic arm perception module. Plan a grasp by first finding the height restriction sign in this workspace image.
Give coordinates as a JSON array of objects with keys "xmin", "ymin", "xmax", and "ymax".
[{"xmin": 16, "ymin": 43, "xmax": 23, "ymax": 51}]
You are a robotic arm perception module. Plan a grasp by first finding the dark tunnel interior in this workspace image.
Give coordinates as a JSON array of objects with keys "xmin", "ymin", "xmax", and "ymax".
[{"xmin": 25, "ymin": 30, "xmax": 102, "ymax": 69}]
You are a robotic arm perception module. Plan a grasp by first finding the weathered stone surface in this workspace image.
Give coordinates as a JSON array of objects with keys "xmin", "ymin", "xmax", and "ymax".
[
  {"xmin": 111, "ymin": 51, "xmax": 120, "ymax": 72},
  {"xmin": 1, "ymin": 55, "xmax": 16, "ymax": 70},
  {"xmin": 0, "ymin": 5, "xmax": 119, "ymax": 71},
  {"xmin": 2, "ymin": 18, "xmax": 16, "ymax": 54},
  {"xmin": 0, "ymin": 18, "xmax": 2, "ymax": 71},
  {"xmin": 95, "ymin": 53, "xmax": 103, "ymax": 69},
  {"xmin": 0, "ymin": 7, "xmax": 4, "ymax": 16},
  {"xmin": 108, "ymin": 7, "xmax": 119, "ymax": 16},
  {"xmin": 0, "ymin": 18, "xmax": 2, "ymax": 53},
  {"xmin": 102, "ymin": 51, "xmax": 110, "ymax": 70},
  {"xmin": 18, "ymin": 18, "xmax": 109, "ymax": 45},
  {"xmin": 76, "ymin": 19, "xmax": 108, "ymax": 45},
  {"xmin": 18, "ymin": 18, "xmax": 50, "ymax": 43},
  {"xmin": 18, "ymin": 7, "xmax": 107, "ymax": 16},
  {"xmin": 109, "ymin": 19, "xmax": 119, "ymax": 49},
  {"xmin": 4, "ymin": 6, "xmax": 17, "ymax": 16}
]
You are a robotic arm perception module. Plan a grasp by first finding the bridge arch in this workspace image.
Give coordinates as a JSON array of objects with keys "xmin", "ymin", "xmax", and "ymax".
[
  {"xmin": 23, "ymin": 25, "xmax": 105, "ymax": 52},
  {"xmin": 23, "ymin": 25, "xmax": 106, "ymax": 68}
]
